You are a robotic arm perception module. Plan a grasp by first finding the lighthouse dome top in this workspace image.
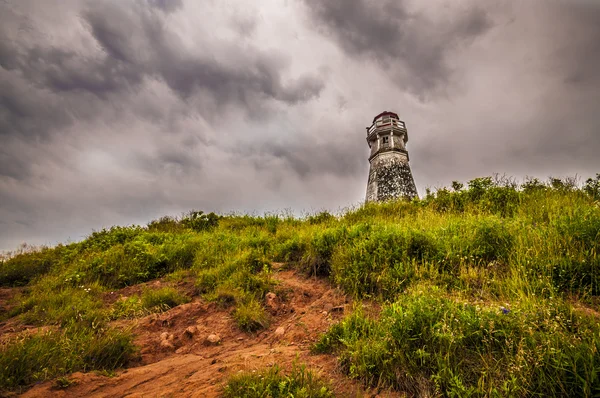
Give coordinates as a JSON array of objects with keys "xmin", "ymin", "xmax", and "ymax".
[{"xmin": 372, "ymin": 111, "xmax": 399, "ymax": 123}]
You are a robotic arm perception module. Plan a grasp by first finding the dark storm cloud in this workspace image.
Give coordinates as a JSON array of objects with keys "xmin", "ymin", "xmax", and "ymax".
[
  {"xmin": 553, "ymin": 4, "xmax": 600, "ymax": 86},
  {"xmin": 81, "ymin": 1, "xmax": 323, "ymax": 112},
  {"xmin": 0, "ymin": 0, "xmax": 324, "ymax": 137},
  {"xmin": 302, "ymin": 0, "xmax": 492, "ymax": 98},
  {"xmin": 241, "ymin": 134, "xmax": 365, "ymax": 180},
  {"xmin": 147, "ymin": 0, "xmax": 183, "ymax": 14},
  {"xmin": 0, "ymin": 0, "xmax": 324, "ymax": 180},
  {"xmin": 1, "ymin": 0, "xmax": 600, "ymax": 252}
]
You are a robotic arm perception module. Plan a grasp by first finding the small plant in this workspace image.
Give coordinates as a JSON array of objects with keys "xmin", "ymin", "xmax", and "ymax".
[
  {"xmin": 111, "ymin": 287, "xmax": 189, "ymax": 319},
  {"xmin": 223, "ymin": 363, "xmax": 333, "ymax": 398},
  {"xmin": 233, "ymin": 298, "xmax": 270, "ymax": 332},
  {"xmin": 301, "ymin": 227, "xmax": 345, "ymax": 276},
  {"xmin": 141, "ymin": 287, "xmax": 189, "ymax": 310},
  {"xmin": 307, "ymin": 211, "xmax": 335, "ymax": 225},
  {"xmin": 54, "ymin": 376, "xmax": 77, "ymax": 389}
]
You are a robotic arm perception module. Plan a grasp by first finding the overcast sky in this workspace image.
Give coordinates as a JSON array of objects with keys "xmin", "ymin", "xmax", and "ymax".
[{"xmin": 1, "ymin": 0, "xmax": 599, "ymax": 251}]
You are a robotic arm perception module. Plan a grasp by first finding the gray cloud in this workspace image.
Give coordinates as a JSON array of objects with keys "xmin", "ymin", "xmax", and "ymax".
[
  {"xmin": 81, "ymin": 1, "xmax": 323, "ymax": 112},
  {"xmin": 1, "ymin": 0, "xmax": 600, "ymax": 252},
  {"xmin": 302, "ymin": 0, "xmax": 493, "ymax": 98},
  {"xmin": 147, "ymin": 0, "xmax": 183, "ymax": 14}
]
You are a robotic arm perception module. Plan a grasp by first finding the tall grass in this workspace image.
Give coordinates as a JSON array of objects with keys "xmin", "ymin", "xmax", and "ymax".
[
  {"xmin": 1, "ymin": 175, "xmax": 599, "ymax": 394},
  {"xmin": 110, "ymin": 287, "xmax": 190, "ymax": 319},
  {"xmin": 0, "ymin": 326, "xmax": 135, "ymax": 390},
  {"xmin": 314, "ymin": 285, "xmax": 600, "ymax": 396},
  {"xmin": 223, "ymin": 363, "xmax": 333, "ymax": 398}
]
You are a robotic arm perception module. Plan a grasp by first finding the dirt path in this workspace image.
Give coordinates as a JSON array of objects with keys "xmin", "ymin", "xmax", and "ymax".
[{"xmin": 16, "ymin": 270, "xmax": 401, "ymax": 397}]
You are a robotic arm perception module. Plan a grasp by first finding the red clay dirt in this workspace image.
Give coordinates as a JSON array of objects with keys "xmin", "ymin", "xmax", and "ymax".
[{"xmin": 10, "ymin": 269, "xmax": 402, "ymax": 398}]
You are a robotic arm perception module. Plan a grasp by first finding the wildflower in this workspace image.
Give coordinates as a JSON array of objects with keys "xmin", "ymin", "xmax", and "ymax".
[{"xmin": 500, "ymin": 306, "xmax": 510, "ymax": 315}]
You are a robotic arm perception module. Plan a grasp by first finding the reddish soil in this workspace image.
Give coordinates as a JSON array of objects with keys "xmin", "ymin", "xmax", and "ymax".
[{"xmin": 5, "ymin": 270, "xmax": 402, "ymax": 398}]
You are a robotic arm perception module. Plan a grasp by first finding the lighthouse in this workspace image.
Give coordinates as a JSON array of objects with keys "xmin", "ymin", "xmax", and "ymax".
[{"xmin": 365, "ymin": 111, "xmax": 418, "ymax": 202}]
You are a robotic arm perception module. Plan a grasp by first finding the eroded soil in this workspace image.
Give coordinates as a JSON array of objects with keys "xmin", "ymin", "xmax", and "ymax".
[{"xmin": 2, "ymin": 269, "xmax": 401, "ymax": 398}]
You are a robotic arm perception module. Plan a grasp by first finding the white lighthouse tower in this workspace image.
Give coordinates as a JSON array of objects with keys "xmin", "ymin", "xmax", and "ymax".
[{"xmin": 365, "ymin": 111, "xmax": 418, "ymax": 202}]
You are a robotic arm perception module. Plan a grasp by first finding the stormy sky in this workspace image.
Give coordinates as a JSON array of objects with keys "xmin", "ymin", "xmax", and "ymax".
[{"xmin": 1, "ymin": 0, "xmax": 599, "ymax": 251}]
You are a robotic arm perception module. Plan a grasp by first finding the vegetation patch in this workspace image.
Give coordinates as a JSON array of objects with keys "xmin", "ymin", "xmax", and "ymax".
[
  {"xmin": 0, "ymin": 326, "xmax": 135, "ymax": 390},
  {"xmin": 223, "ymin": 364, "xmax": 333, "ymax": 398},
  {"xmin": 2, "ymin": 174, "xmax": 600, "ymax": 394},
  {"xmin": 315, "ymin": 286, "xmax": 600, "ymax": 396},
  {"xmin": 110, "ymin": 287, "xmax": 190, "ymax": 319}
]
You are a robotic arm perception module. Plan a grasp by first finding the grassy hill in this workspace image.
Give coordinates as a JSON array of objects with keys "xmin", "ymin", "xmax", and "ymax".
[{"xmin": 1, "ymin": 174, "xmax": 599, "ymax": 396}]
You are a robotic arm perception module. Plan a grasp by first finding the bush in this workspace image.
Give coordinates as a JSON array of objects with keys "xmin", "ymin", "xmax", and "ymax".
[
  {"xmin": 0, "ymin": 247, "xmax": 60, "ymax": 286},
  {"xmin": 584, "ymin": 173, "xmax": 600, "ymax": 200},
  {"xmin": 331, "ymin": 225, "xmax": 441, "ymax": 299},
  {"xmin": 81, "ymin": 241, "xmax": 158, "ymax": 288},
  {"xmin": 147, "ymin": 216, "xmax": 184, "ymax": 233},
  {"xmin": 223, "ymin": 363, "xmax": 333, "ymax": 398},
  {"xmin": 272, "ymin": 234, "xmax": 307, "ymax": 263},
  {"xmin": 468, "ymin": 217, "xmax": 514, "ymax": 264},
  {"xmin": 181, "ymin": 210, "xmax": 219, "ymax": 232},
  {"xmin": 19, "ymin": 285, "xmax": 106, "ymax": 327},
  {"xmin": 307, "ymin": 211, "xmax": 335, "ymax": 225},
  {"xmin": 80, "ymin": 226, "xmax": 143, "ymax": 252}
]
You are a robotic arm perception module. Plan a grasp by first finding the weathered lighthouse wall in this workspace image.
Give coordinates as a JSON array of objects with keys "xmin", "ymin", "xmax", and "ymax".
[{"xmin": 366, "ymin": 151, "xmax": 418, "ymax": 202}]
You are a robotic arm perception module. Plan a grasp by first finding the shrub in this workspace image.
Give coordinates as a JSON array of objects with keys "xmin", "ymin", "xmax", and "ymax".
[
  {"xmin": 147, "ymin": 216, "xmax": 184, "ymax": 233},
  {"xmin": 181, "ymin": 210, "xmax": 219, "ymax": 232},
  {"xmin": 19, "ymin": 285, "xmax": 106, "ymax": 327},
  {"xmin": 82, "ymin": 240, "xmax": 165, "ymax": 288},
  {"xmin": 584, "ymin": 173, "xmax": 600, "ymax": 200},
  {"xmin": 141, "ymin": 287, "xmax": 189, "ymax": 311},
  {"xmin": 468, "ymin": 217, "xmax": 514, "ymax": 264},
  {"xmin": 272, "ymin": 234, "xmax": 307, "ymax": 263},
  {"xmin": 0, "ymin": 247, "xmax": 61, "ymax": 286},
  {"xmin": 307, "ymin": 211, "xmax": 335, "ymax": 225},
  {"xmin": 80, "ymin": 226, "xmax": 143, "ymax": 252},
  {"xmin": 331, "ymin": 225, "xmax": 440, "ymax": 299}
]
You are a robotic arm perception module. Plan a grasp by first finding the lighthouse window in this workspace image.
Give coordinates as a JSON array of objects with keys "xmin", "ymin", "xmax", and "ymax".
[{"xmin": 382, "ymin": 136, "xmax": 389, "ymax": 145}]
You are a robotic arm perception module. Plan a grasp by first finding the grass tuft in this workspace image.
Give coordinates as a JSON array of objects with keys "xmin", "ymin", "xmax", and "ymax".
[{"xmin": 223, "ymin": 363, "xmax": 333, "ymax": 398}]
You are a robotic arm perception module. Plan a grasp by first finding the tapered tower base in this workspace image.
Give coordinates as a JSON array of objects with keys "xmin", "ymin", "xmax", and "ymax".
[{"xmin": 366, "ymin": 152, "xmax": 418, "ymax": 202}]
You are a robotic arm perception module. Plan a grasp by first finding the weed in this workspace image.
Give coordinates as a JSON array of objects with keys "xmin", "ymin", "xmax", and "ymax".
[
  {"xmin": 110, "ymin": 287, "xmax": 189, "ymax": 319},
  {"xmin": 233, "ymin": 298, "xmax": 270, "ymax": 332}
]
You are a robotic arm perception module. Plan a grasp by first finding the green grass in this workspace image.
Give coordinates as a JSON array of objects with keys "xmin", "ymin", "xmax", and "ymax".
[
  {"xmin": 223, "ymin": 364, "xmax": 333, "ymax": 398},
  {"xmin": 314, "ymin": 285, "xmax": 600, "ymax": 396},
  {"xmin": 110, "ymin": 287, "xmax": 190, "ymax": 319},
  {"xmin": 1, "ymin": 174, "xmax": 599, "ymax": 394},
  {"xmin": 0, "ymin": 325, "xmax": 135, "ymax": 391},
  {"xmin": 233, "ymin": 298, "xmax": 270, "ymax": 332}
]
